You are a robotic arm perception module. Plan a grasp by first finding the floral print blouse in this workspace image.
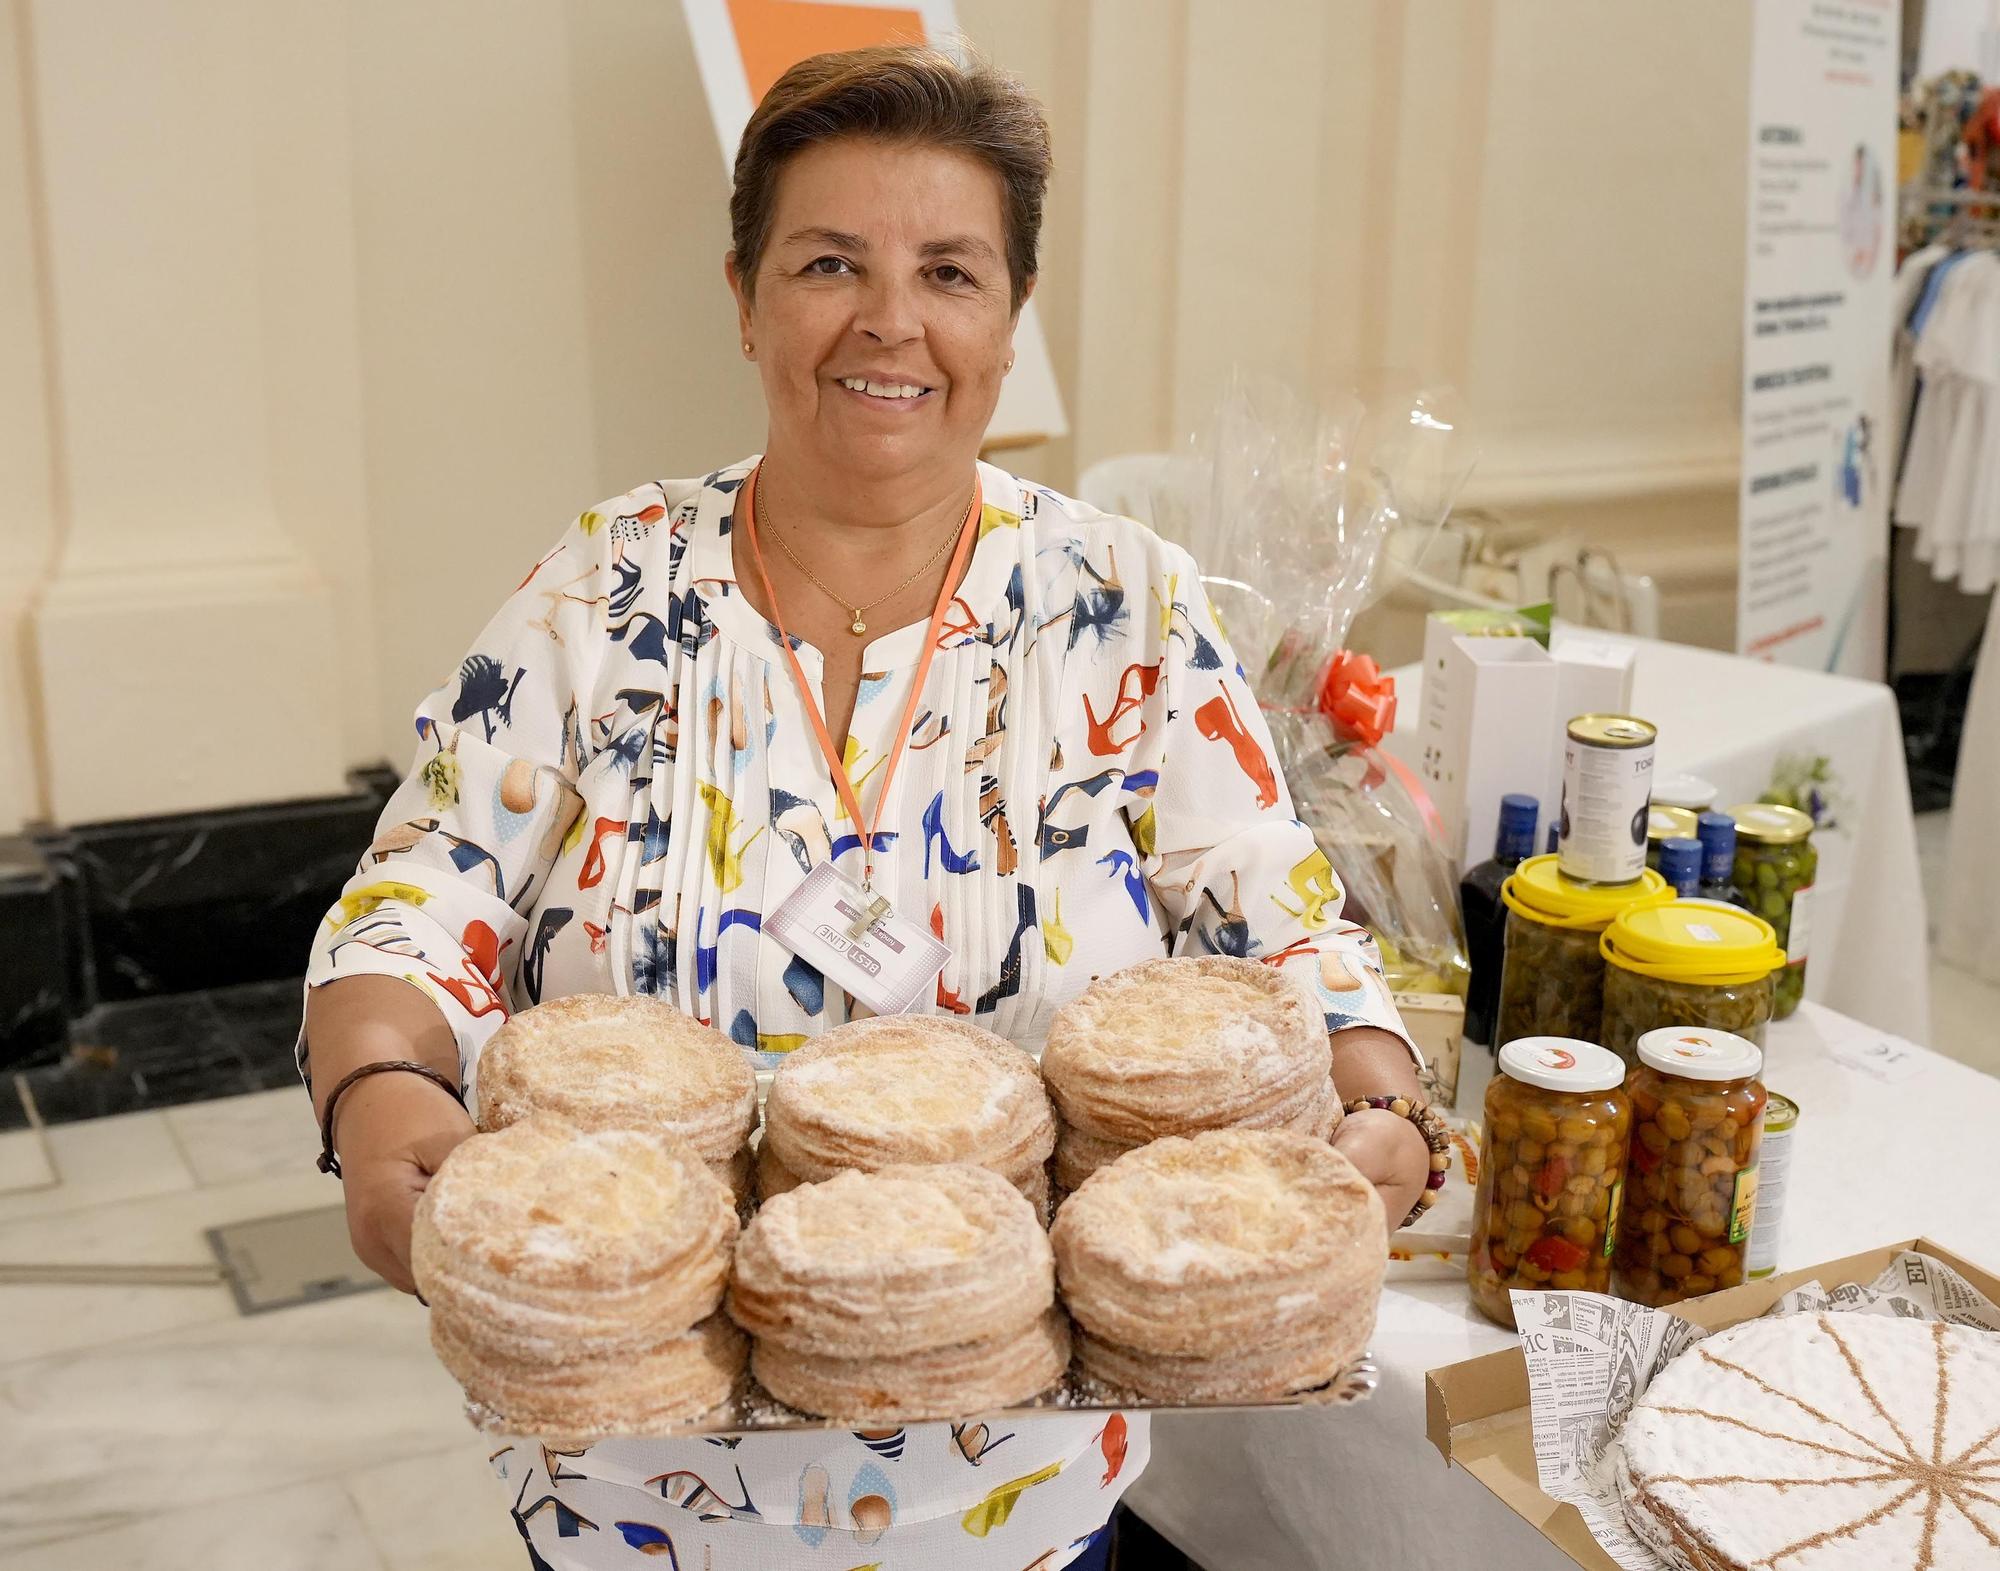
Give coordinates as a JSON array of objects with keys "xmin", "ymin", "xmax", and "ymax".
[{"xmin": 300, "ymin": 456, "xmax": 1413, "ymax": 1569}]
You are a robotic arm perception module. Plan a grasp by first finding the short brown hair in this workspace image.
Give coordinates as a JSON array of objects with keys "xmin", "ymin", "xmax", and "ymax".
[{"xmin": 730, "ymin": 45, "xmax": 1050, "ymax": 313}]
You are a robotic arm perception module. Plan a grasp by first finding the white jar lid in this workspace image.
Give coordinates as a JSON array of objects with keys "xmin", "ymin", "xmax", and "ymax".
[
  {"xmin": 1498, "ymin": 1037, "xmax": 1627, "ymax": 1093},
  {"xmin": 1636, "ymin": 1027, "xmax": 1764, "ymax": 1082},
  {"xmin": 1652, "ymin": 772, "xmax": 1719, "ymax": 811}
]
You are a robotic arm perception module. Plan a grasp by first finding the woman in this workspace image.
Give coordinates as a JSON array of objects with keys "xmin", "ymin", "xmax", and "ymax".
[{"xmin": 302, "ymin": 44, "xmax": 1433, "ymax": 1570}]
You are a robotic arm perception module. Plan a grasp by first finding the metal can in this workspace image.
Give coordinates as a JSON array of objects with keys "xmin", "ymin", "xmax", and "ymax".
[
  {"xmin": 1559, "ymin": 714, "xmax": 1658, "ymax": 885},
  {"xmin": 1745, "ymin": 1090, "xmax": 1799, "ymax": 1280}
]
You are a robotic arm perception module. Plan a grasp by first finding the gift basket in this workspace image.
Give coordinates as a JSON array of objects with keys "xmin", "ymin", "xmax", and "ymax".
[{"xmin": 1167, "ymin": 373, "xmax": 1480, "ymax": 1007}]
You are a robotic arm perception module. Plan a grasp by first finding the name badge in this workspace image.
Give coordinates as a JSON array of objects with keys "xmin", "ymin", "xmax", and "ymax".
[{"xmin": 766, "ymin": 862, "xmax": 950, "ymax": 1019}]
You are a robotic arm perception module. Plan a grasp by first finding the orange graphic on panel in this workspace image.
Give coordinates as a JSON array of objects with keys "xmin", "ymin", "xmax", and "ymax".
[{"xmin": 726, "ymin": 0, "xmax": 928, "ymax": 102}]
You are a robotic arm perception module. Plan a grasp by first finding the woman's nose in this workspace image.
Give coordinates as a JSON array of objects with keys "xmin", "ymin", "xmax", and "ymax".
[{"xmin": 852, "ymin": 276, "xmax": 923, "ymax": 345}]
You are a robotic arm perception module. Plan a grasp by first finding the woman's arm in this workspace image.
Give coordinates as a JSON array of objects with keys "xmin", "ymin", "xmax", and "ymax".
[{"xmin": 301, "ymin": 505, "xmax": 612, "ymax": 1289}]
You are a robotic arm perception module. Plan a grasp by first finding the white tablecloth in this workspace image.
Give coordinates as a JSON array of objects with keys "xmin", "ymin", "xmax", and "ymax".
[
  {"xmin": 1126, "ymin": 1004, "xmax": 1993, "ymax": 1570},
  {"xmin": 1379, "ymin": 632, "xmax": 1931, "ymax": 1044}
]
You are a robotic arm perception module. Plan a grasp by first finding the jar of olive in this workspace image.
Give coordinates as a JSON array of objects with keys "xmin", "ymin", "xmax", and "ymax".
[
  {"xmin": 1645, "ymin": 805, "xmax": 1699, "ymax": 872},
  {"xmin": 1613, "ymin": 1028, "xmax": 1767, "ymax": 1307},
  {"xmin": 1599, "ymin": 900, "xmax": 1782, "ymax": 1066},
  {"xmin": 1728, "ymin": 804, "xmax": 1817, "ymax": 1020},
  {"xmin": 1495, "ymin": 856, "xmax": 1670, "ymax": 1048},
  {"xmin": 1468, "ymin": 1037, "xmax": 1631, "ymax": 1328}
]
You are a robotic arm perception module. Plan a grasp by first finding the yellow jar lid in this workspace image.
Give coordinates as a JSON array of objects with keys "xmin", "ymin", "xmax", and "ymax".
[
  {"xmin": 1729, "ymin": 802, "xmax": 1814, "ymax": 845},
  {"xmin": 1501, "ymin": 855, "xmax": 1671, "ymax": 930},
  {"xmin": 1601, "ymin": 898, "xmax": 1784, "ymax": 984}
]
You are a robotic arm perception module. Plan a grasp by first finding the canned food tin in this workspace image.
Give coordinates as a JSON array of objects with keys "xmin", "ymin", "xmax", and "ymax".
[
  {"xmin": 1745, "ymin": 1090, "xmax": 1798, "ymax": 1280},
  {"xmin": 1559, "ymin": 715, "xmax": 1658, "ymax": 885}
]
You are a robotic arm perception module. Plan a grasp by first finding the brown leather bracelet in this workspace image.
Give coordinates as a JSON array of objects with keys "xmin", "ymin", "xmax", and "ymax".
[{"xmin": 317, "ymin": 1060, "xmax": 464, "ymax": 1178}]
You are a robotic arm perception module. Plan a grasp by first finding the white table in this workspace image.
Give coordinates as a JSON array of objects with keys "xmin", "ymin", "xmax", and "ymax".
[
  {"xmin": 1126, "ymin": 1003, "xmax": 1995, "ymax": 1570},
  {"xmin": 1380, "ymin": 632, "xmax": 1931, "ymax": 1044}
]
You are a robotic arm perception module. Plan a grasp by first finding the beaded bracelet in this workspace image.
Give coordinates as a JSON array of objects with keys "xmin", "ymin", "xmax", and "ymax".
[
  {"xmin": 1344, "ymin": 1094, "xmax": 1453, "ymax": 1230},
  {"xmin": 316, "ymin": 1060, "xmax": 464, "ymax": 1178}
]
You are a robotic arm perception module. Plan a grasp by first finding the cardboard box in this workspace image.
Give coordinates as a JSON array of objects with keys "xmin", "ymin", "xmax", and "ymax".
[
  {"xmin": 1423, "ymin": 1239, "xmax": 2000, "ymax": 1571},
  {"xmin": 1416, "ymin": 625, "xmax": 1559, "ymax": 870},
  {"xmin": 1394, "ymin": 989, "xmax": 1466, "ymax": 1110}
]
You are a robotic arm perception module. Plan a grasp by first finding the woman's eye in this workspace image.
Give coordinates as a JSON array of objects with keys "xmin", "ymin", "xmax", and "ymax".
[
  {"xmin": 804, "ymin": 256, "xmax": 853, "ymax": 276},
  {"xmin": 933, "ymin": 264, "xmax": 970, "ymax": 286}
]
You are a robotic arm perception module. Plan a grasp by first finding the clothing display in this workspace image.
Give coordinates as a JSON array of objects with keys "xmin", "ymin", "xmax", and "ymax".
[
  {"xmin": 299, "ymin": 456, "xmax": 1415, "ymax": 1568},
  {"xmin": 1892, "ymin": 244, "xmax": 2000, "ymax": 593}
]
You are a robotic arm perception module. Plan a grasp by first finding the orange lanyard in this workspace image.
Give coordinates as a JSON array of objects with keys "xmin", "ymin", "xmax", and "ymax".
[{"xmin": 739, "ymin": 463, "xmax": 983, "ymax": 894}]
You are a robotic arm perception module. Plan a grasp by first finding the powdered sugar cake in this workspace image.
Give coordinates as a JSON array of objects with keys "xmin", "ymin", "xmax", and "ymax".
[
  {"xmin": 762, "ymin": 1014, "xmax": 1054, "ymax": 1186},
  {"xmin": 475, "ymin": 993, "xmax": 756, "ymax": 1169},
  {"xmin": 1052, "ymin": 1128, "xmax": 1386, "ymax": 1399},
  {"xmin": 1617, "ymin": 1312, "xmax": 2000, "ymax": 1570},
  {"xmin": 1041, "ymin": 956, "xmax": 1333, "ymax": 1147}
]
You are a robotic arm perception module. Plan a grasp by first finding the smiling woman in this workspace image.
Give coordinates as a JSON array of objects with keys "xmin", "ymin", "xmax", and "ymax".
[{"xmin": 301, "ymin": 41, "xmax": 1429, "ymax": 1571}]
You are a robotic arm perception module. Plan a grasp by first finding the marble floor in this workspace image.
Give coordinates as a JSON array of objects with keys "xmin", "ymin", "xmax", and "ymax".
[{"xmin": 0, "ymin": 814, "xmax": 1992, "ymax": 1568}]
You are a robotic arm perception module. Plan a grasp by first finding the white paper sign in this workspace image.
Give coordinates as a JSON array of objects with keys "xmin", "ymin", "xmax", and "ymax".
[{"xmin": 1737, "ymin": 0, "xmax": 1898, "ymax": 676}]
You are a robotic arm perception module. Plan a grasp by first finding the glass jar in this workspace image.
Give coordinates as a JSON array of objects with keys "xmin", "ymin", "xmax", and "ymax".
[
  {"xmin": 1613, "ymin": 1028, "xmax": 1767, "ymax": 1307},
  {"xmin": 1495, "ymin": 856, "xmax": 1669, "ymax": 1049},
  {"xmin": 1468, "ymin": 1038, "xmax": 1632, "ymax": 1328},
  {"xmin": 1645, "ymin": 806, "xmax": 1699, "ymax": 872},
  {"xmin": 1728, "ymin": 804, "xmax": 1817, "ymax": 1020},
  {"xmin": 1599, "ymin": 900, "xmax": 1782, "ymax": 1065}
]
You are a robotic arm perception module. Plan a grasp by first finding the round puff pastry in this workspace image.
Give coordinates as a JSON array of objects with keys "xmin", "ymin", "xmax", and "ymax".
[
  {"xmin": 1073, "ymin": 1323, "xmax": 1351, "ymax": 1403},
  {"xmin": 729, "ymin": 1163, "xmax": 1054, "ymax": 1360},
  {"xmin": 753, "ymin": 1306, "xmax": 1070, "ymax": 1424},
  {"xmin": 763, "ymin": 1016, "xmax": 1054, "ymax": 1185},
  {"xmin": 413, "ymin": 1116, "xmax": 738, "ymax": 1362},
  {"xmin": 1051, "ymin": 1128, "xmax": 1385, "ymax": 1363},
  {"xmin": 1051, "ymin": 1075, "xmax": 1343, "ymax": 1191},
  {"xmin": 475, "ymin": 993, "xmax": 756, "ymax": 1166},
  {"xmin": 435, "ymin": 1311, "xmax": 745, "ymax": 1447},
  {"xmin": 1040, "ymin": 957, "xmax": 1332, "ymax": 1145},
  {"xmin": 759, "ymin": 1136, "xmax": 1052, "ymax": 1222}
]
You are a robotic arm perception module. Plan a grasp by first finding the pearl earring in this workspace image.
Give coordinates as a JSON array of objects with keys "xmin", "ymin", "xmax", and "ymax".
[{"xmin": 743, "ymin": 341, "xmax": 754, "ymax": 357}]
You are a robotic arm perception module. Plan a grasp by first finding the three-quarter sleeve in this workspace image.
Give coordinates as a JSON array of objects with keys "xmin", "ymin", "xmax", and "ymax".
[
  {"xmin": 1123, "ymin": 543, "xmax": 1418, "ymax": 1064},
  {"xmin": 299, "ymin": 511, "xmax": 610, "ymax": 1101}
]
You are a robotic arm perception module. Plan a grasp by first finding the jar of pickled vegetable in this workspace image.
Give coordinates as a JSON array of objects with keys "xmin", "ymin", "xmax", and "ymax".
[
  {"xmin": 1599, "ymin": 900, "xmax": 1782, "ymax": 1066},
  {"xmin": 1728, "ymin": 804, "xmax": 1817, "ymax": 1020},
  {"xmin": 1645, "ymin": 806, "xmax": 1699, "ymax": 872},
  {"xmin": 1468, "ymin": 1037, "xmax": 1631, "ymax": 1328},
  {"xmin": 1495, "ymin": 856, "xmax": 1669, "ymax": 1049},
  {"xmin": 1613, "ymin": 1028, "xmax": 1767, "ymax": 1307}
]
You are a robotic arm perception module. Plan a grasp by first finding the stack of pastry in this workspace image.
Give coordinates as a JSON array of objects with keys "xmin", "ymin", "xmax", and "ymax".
[
  {"xmin": 475, "ymin": 993, "xmax": 757, "ymax": 1205},
  {"xmin": 1040, "ymin": 956, "xmax": 1338, "ymax": 1191},
  {"xmin": 729, "ymin": 1163, "xmax": 1069, "ymax": 1421},
  {"xmin": 1051, "ymin": 1128, "xmax": 1385, "ymax": 1400},
  {"xmin": 413, "ymin": 1115, "xmax": 743, "ymax": 1444},
  {"xmin": 759, "ymin": 1016, "xmax": 1055, "ymax": 1217}
]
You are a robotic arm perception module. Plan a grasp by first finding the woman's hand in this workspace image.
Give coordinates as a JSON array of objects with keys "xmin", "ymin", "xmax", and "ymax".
[
  {"xmin": 1330, "ymin": 1108, "xmax": 1430, "ymax": 1232},
  {"xmin": 335, "ymin": 1073, "xmax": 474, "ymax": 1296}
]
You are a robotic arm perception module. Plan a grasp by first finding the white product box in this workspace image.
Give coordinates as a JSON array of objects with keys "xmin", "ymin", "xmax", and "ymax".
[
  {"xmin": 1415, "ymin": 625, "xmax": 1560, "ymax": 870},
  {"xmin": 1543, "ymin": 632, "xmax": 1639, "ymax": 840}
]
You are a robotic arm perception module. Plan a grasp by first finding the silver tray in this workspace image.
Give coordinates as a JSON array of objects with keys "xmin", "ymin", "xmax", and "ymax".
[{"xmin": 469, "ymin": 1353, "xmax": 1380, "ymax": 1445}]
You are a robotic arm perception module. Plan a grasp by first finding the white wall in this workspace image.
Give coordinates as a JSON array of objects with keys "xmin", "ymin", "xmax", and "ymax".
[{"xmin": 0, "ymin": 0, "xmax": 1753, "ymax": 833}]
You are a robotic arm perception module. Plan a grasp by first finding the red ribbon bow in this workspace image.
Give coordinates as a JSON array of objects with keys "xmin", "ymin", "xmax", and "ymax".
[{"xmin": 1317, "ymin": 650, "xmax": 1398, "ymax": 747}]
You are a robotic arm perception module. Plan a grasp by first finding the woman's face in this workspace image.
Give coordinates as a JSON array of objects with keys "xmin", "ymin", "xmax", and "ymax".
[{"xmin": 729, "ymin": 137, "xmax": 1029, "ymax": 486}]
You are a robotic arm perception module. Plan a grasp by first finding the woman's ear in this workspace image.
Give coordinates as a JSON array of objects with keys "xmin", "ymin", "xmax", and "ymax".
[
  {"xmin": 1014, "ymin": 271, "xmax": 1038, "ymax": 318},
  {"xmin": 724, "ymin": 251, "xmax": 754, "ymax": 346}
]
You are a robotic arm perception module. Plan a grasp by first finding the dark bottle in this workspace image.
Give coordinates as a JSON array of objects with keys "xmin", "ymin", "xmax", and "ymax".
[
  {"xmin": 1462, "ymin": 794, "xmax": 1540, "ymax": 1048},
  {"xmin": 1660, "ymin": 837, "xmax": 1701, "ymax": 897},
  {"xmin": 1696, "ymin": 812, "xmax": 1749, "ymax": 907}
]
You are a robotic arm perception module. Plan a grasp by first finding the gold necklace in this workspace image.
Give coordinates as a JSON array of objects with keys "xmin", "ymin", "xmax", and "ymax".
[{"xmin": 763, "ymin": 485, "xmax": 974, "ymax": 636}]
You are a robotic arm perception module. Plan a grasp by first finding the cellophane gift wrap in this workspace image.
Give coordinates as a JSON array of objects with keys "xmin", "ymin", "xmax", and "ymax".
[{"xmin": 1166, "ymin": 373, "xmax": 1479, "ymax": 1000}]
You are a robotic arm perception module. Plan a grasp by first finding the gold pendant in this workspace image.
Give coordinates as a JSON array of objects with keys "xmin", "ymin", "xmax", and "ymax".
[{"xmin": 850, "ymin": 611, "xmax": 867, "ymax": 636}]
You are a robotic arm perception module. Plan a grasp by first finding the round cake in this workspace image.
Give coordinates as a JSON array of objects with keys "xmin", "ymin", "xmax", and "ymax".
[
  {"xmin": 1040, "ymin": 956, "xmax": 1332, "ymax": 1147},
  {"xmin": 1052, "ymin": 1128, "xmax": 1385, "ymax": 1400},
  {"xmin": 761, "ymin": 1015, "xmax": 1054, "ymax": 1189},
  {"xmin": 729, "ymin": 1163, "xmax": 1062, "ymax": 1421},
  {"xmin": 413, "ymin": 1114, "xmax": 741, "ymax": 1434},
  {"xmin": 1618, "ymin": 1312, "xmax": 2000, "ymax": 1571}
]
